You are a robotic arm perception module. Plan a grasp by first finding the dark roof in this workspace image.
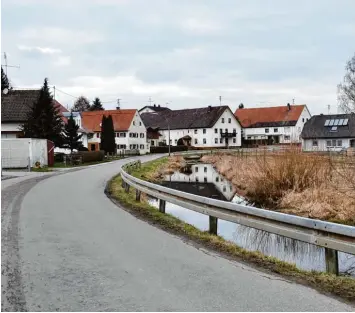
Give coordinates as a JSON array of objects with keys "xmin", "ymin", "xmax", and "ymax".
[
  {"xmin": 1, "ymin": 89, "xmax": 68, "ymax": 123},
  {"xmin": 141, "ymin": 105, "xmax": 231, "ymax": 130},
  {"xmin": 235, "ymin": 104, "xmax": 306, "ymax": 128},
  {"xmin": 139, "ymin": 105, "xmax": 171, "ymax": 112},
  {"xmin": 301, "ymin": 113, "xmax": 355, "ymax": 139}
]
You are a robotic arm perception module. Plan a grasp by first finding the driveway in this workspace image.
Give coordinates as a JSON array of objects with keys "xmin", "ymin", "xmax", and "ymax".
[{"xmin": 1, "ymin": 155, "xmax": 353, "ymax": 311}]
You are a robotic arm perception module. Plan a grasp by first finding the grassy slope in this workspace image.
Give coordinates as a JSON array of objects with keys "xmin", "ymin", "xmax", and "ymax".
[{"xmin": 107, "ymin": 157, "xmax": 355, "ymax": 303}]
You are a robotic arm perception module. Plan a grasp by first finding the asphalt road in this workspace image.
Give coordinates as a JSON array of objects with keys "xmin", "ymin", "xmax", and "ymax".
[{"xmin": 1, "ymin": 155, "xmax": 354, "ymax": 311}]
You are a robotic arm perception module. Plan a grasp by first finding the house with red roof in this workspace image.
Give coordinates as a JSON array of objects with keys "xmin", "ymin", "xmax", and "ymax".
[
  {"xmin": 81, "ymin": 109, "xmax": 149, "ymax": 154},
  {"xmin": 234, "ymin": 103, "xmax": 311, "ymax": 145}
]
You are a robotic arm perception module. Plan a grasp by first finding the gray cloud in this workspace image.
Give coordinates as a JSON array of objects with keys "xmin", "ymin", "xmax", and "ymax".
[{"xmin": 2, "ymin": 0, "xmax": 355, "ymax": 114}]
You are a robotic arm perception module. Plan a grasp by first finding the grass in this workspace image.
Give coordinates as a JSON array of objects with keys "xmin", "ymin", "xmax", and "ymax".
[
  {"xmin": 30, "ymin": 167, "xmax": 53, "ymax": 172},
  {"xmin": 202, "ymin": 150, "xmax": 355, "ymax": 225},
  {"xmin": 107, "ymin": 157, "xmax": 355, "ymax": 303},
  {"xmin": 52, "ymin": 156, "xmax": 124, "ymax": 168}
]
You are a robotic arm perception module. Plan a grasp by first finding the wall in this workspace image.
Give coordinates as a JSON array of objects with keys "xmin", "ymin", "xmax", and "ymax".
[
  {"xmin": 1, "ymin": 138, "xmax": 48, "ymax": 168},
  {"xmin": 303, "ymin": 138, "xmax": 351, "ymax": 152},
  {"xmin": 159, "ymin": 108, "xmax": 242, "ymax": 148}
]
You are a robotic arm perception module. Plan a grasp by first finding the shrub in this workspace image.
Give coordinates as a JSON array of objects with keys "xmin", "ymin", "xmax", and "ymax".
[
  {"xmin": 54, "ymin": 152, "xmax": 65, "ymax": 162},
  {"xmin": 77, "ymin": 150, "xmax": 105, "ymax": 163},
  {"xmin": 150, "ymin": 146, "xmax": 188, "ymax": 153}
]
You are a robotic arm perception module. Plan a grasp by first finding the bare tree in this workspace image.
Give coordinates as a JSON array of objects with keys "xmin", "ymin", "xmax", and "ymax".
[
  {"xmin": 71, "ymin": 96, "xmax": 91, "ymax": 112},
  {"xmin": 338, "ymin": 53, "xmax": 355, "ymax": 113}
]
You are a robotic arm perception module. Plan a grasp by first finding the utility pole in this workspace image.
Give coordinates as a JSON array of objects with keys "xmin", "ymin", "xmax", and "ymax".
[{"xmin": 2, "ymin": 52, "xmax": 20, "ymax": 76}]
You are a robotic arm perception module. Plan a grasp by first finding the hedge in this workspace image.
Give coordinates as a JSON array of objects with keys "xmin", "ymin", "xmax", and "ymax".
[
  {"xmin": 77, "ymin": 150, "xmax": 105, "ymax": 163},
  {"xmin": 150, "ymin": 146, "xmax": 188, "ymax": 153}
]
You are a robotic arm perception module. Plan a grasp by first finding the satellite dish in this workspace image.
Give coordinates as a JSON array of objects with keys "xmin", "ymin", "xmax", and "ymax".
[{"xmin": 3, "ymin": 88, "xmax": 9, "ymax": 95}]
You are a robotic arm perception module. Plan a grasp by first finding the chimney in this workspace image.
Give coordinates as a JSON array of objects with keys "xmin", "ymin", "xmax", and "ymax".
[
  {"xmin": 287, "ymin": 103, "xmax": 291, "ymax": 111},
  {"xmin": 158, "ymin": 104, "xmax": 161, "ymax": 107},
  {"xmin": 208, "ymin": 105, "xmax": 212, "ymax": 112},
  {"xmin": 154, "ymin": 104, "xmax": 156, "ymax": 107},
  {"xmin": 116, "ymin": 106, "xmax": 120, "ymax": 110}
]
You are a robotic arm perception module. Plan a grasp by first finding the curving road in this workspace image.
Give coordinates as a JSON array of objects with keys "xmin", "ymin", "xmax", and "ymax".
[{"xmin": 1, "ymin": 156, "xmax": 354, "ymax": 311}]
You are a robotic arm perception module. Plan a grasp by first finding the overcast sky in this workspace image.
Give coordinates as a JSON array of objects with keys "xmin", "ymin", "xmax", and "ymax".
[{"xmin": 2, "ymin": 0, "xmax": 355, "ymax": 114}]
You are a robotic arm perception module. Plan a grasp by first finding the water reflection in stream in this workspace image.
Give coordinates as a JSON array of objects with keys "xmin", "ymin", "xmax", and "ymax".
[{"xmin": 149, "ymin": 163, "xmax": 355, "ymax": 275}]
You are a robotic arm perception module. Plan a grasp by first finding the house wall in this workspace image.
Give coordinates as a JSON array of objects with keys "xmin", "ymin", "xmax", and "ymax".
[
  {"xmin": 302, "ymin": 138, "xmax": 351, "ymax": 152},
  {"xmin": 139, "ymin": 107, "xmax": 156, "ymax": 114},
  {"xmin": 87, "ymin": 111, "xmax": 149, "ymax": 154},
  {"xmin": 1, "ymin": 123, "xmax": 22, "ymax": 138},
  {"xmin": 159, "ymin": 108, "xmax": 242, "ymax": 148},
  {"xmin": 242, "ymin": 106, "xmax": 311, "ymax": 144}
]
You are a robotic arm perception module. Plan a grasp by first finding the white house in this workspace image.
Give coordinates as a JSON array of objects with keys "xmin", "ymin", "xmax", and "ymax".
[
  {"xmin": 81, "ymin": 109, "xmax": 149, "ymax": 154},
  {"xmin": 301, "ymin": 113, "xmax": 355, "ymax": 152},
  {"xmin": 235, "ymin": 103, "xmax": 311, "ymax": 144},
  {"xmin": 141, "ymin": 105, "xmax": 242, "ymax": 148},
  {"xmin": 138, "ymin": 104, "xmax": 171, "ymax": 114}
]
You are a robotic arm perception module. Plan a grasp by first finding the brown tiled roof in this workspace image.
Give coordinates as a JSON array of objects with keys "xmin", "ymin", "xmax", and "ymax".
[
  {"xmin": 235, "ymin": 104, "xmax": 306, "ymax": 128},
  {"xmin": 141, "ymin": 105, "xmax": 231, "ymax": 130},
  {"xmin": 81, "ymin": 109, "xmax": 136, "ymax": 132},
  {"xmin": 1, "ymin": 89, "xmax": 68, "ymax": 123}
]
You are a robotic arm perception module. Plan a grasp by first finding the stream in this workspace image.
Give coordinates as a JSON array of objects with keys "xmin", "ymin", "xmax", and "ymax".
[{"xmin": 148, "ymin": 162, "xmax": 355, "ymax": 276}]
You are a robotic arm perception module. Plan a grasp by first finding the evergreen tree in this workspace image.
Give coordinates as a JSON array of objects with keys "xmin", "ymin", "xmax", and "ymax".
[
  {"xmin": 63, "ymin": 113, "xmax": 83, "ymax": 153},
  {"xmin": 100, "ymin": 115, "xmax": 107, "ymax": 153},
  {"xmin": 1, "ymin": 67, "xmax": 10, "ymax": 92},
  {"xmin": 71, "ymin": 96, "xmax": 91, "ymax": 112},
  {"xmin": 90, "ymin": 97, "xmax": 104, "ymax": 111},
  {"xmin": 21, "ymin": 78, "xmax": 64, "ymax": 146},
  {"xmin": 105, "ymin": 115, "xmax": 116, "ymax": 154}
]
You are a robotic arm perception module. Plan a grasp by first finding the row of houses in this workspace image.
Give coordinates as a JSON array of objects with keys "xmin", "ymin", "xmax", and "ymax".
[{"xmin": 1, "ymin": 89, "xmax": 355, "ymax": 153}]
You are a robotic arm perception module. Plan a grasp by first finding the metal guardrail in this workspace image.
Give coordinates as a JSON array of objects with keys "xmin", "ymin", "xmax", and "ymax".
[{"xmin": 120, "ymin": 160, "xmax": 355, "ymax": 275}]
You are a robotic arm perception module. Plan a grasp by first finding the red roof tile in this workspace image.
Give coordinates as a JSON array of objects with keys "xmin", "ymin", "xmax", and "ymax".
[
  {"xmin": 81, "ymin": 109, "xmax": 137, "ymax": 132},
  {"xmin": 54, "ymin": 100, "xmax": 69, "ymax": 123},
  {"xmin": 235, "ymin": 105, "xmax": 306, "ymax": 128}
]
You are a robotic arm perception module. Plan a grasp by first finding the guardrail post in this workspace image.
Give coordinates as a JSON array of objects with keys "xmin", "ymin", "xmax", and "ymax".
[
  {"xmin": 325, "ymin": 248, "xmax": 339, "ymax": 275},
  {"xmin": 135, "ymin": 189, "xmax": 141, "ymax": 201},
  {"xmin": 159, "ymin": 200, "xmax": 166, "ymax": 213},
  {"xmin": 209, "ymin": 216, "xmax": 218, "ymax": 235},
  {"xmin": 121, "ymin": 179, "xmax": 126, "ymax": 188},
  {"xmin": 125, "ymin": 182, "xmax": 130, "ymax": 193}
]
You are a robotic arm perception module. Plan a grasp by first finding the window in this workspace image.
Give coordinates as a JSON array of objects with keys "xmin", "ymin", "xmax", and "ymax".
[
  {"xmin": 139, "ymin": 122, "xmax": 142, "ymax": 126},
  {"xmin": 326, "ymin": 140, "xmax": 331, "ymax": 147},
  {"xmin": 233, "ymin": 138, "xmax": 236, "ymax": 144},
  {"xmin": 228, "ymin": 118, "xmax": 231, "ymax": 123},
  {"xmin": 169, "ymin": 139, "xmax": 172, "ymax": 144},
  {"xmin": 203, "ymin": 138, "xmax": 206, "ymax": 144},
  {"xmin": 195, "ymin": 166, "xmax": 198, "ymax": 172},
  {"xmin": 203, "ymin": 129, "xmax": 206, "ymax": 134},
  {"xmin": 274, "ymin": 128, "xmax": 278, "ymax": 133},
  {"xmin": 302, "ymin": 118, "xmax": 304, "ymax": 122},
  {"xmin": 140, "ymin": 144, "xmax": 144, "ymax": 149},
  {"xmin": 222, "ymin": 118, "xmax": 225, "ymax": 123},
  {"xmin": 221, "ymin": 177, "xmax": 224, "ymax": 182},
  {"xmin": 337, "ymin": 140, "xmax": 342, "ymax": 147},
  {"xmin": 140, "ymin": 133, "xmax": 145, "ymax": 138},
  {"xmin": 151, "ymin": 140, "xmax": 155, "ymax": 146},
  {"xmin": 116, "ymin": 133, "xmax": 119, "ymax": 137},
  {"xmin": 284, "ymin": 135, "xmax": 290, "ymax": 141},
  {"xmin": 220, "ymin": 128, "xmax": 223, "ymax": 133},
  {"xmin": 195, "ymin": 177, "xmax": 199, "ymax": 182},
  {"xmin": 194, "ymin": 129, "xmax": 198, "ymax": 134},
  {"xmin": 204, "ymin": 166, "xmax": 207, "ymax": 173},
  {"xmin": 214, "ymin": 128, "xmax": 218, "ymax": 133},
  {"xmin": 265, "ymin": 128, "xmax": 269, "ymax": 133},
  {"xmin": 233, "ymin": 128, "xmax": 236, "ymax": 133},
  {"xmin": 129, "ymin": 133, "xmax": 132, "ymax": 137},
  {"xmin": 247, "ymin": 136, "xmax": 252, "ymax": 139},
  {"xmin": 195, "ymin": 139, "xmax": 198, "ymax": 144},
  {"xmin": 119, "ymin": 132, "xmax": 126, "ymax": 137},
  {"xmin": 223, "ymin": 186, "xmax": 226, "ymax": 192},
  {"xmin": 225, "ymin": 128, "xmax": 228, "ymax": 133},
  {"xmin": 220, "ymin": 138, "xmax": 223, "ymax": 143},
  {"xmin": 312, "ymin": 140, "xmax": 318, "ymax": 146},
  {"xmin": 97, "ymin": 132, "xmax": 100, "ymax": 138},
  {"xmin": 133, "ymin": 121, "xmax": 136, "ymax": 125},
  {"xmin": 215, "ymin": 138, "xmax": 218, "ymax": 144},
  {"xmin": 175, "ymin": 139, "xmax": 178, "ymax": 144},
  {"xmin": 216, "ymin": 177, "xmax": 219, "ymax": 182},
  {"xmin": 230, "ymin": 186, "xmax": 233, "ymax": 192},
  {"xmin": 204, "ymin": 177, "xmax": 207, "ymax": 183},
  {"xmin": 332, "ymin": 139, "xmax": 336, "ymax": 147}
]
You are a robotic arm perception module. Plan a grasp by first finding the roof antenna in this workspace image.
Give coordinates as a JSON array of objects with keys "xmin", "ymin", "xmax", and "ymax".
[
  {"xmin": 328, "ymin": 104, "xmax": 331, "ymax": 114},
  {"xmin": 219, "ymin": 95, "xmax": 222, "ymax": 106},
  {"xmin": 292, "ymin": 98, "xmax": 295, "ymax": 105}
]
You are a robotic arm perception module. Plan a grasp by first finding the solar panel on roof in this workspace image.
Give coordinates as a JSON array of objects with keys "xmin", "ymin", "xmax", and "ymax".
[
  {"xmin": 329, "ymin": 119, "xmax": 335, "ymax": 126},
  {"xmin": 334, "ymin": 119, "xmax": 340, "ymax": 126},
  {"xmin": 343, "ymin": 118, "xmax": 349, "ymax": 126},
  {"xmin": 324, "ymin": 119, "xmax": 330, "ymax": 126},
  {"xmin": 339, "ymin": 119, "xmax": 344, "ymax": 125}
]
